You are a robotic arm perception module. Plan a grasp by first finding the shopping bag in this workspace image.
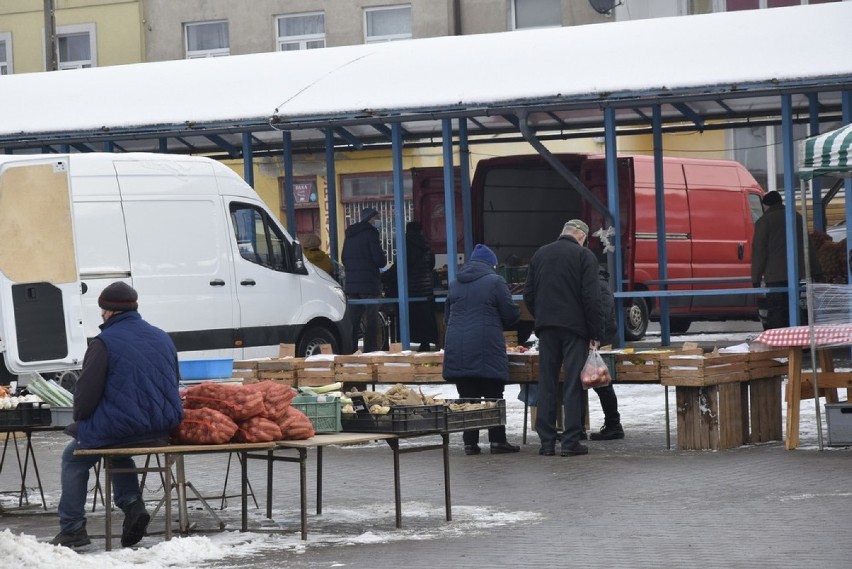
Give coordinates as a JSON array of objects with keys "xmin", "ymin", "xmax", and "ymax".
[{"xmin": 580, "ymin": 348, "xmax": 612, "ymax": 389}]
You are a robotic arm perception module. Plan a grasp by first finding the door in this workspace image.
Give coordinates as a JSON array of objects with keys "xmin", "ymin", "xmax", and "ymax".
[{"xmin": 0, "ymin": 158, "xmax": 86, "ymax": 373}]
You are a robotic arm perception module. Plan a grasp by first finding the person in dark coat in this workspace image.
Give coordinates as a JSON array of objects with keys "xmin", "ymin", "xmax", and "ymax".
[
  {"xmin": 752, "ymin": 191, "xmax": 821, "ymax": 329},
  {"xmin": 443, "ymin": 243, "xmax": 521, "ymax": 455},
  {"xmin": 523, "ymin": 219, "xmax": 602, "ymax": 457},
  {"xmin": 404, "ymin": 221, "xmax": 439, "ymax": 351},
  {"xmin": 341, "ymin": 207, "xmax": 387, "ymax": 352},
  {"xmin": 583, "ymin": 269, "xmax": 624, "ymax": 440},
  {"xmin": 51, "ymin": 282, "xmax": 183, "ymax": 549}
]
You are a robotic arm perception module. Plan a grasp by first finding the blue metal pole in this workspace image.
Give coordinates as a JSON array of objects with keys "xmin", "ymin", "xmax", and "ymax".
[
  {"xmin": 325, "ymin": 129, "xmax": 340, "ymax": 264},
  {"xmin": 442, "ymin": 118, "xmax": 459, "ymax": 283},
  {"xmin": 281, "ymin": 131, "xmax": 297, "ymax": 239},
  {"xmin": 158, "ymin": 138, "xmax": 168, "ymax": 154},
  {"xmin": 604, "ymin": 108, "xmax": 624, "ymax": 343},
  {"xmin": 653, "ymin": 105, "xmax": 670, "ymax": 346},
  {"xmin": 242, "ymin": 133, "xmax": 254, "ymax": 188},
  {"xmin": 808, "ymin": 94, "xmax": 824, "ymax": 232},
  {"xmin": 392, "ymin": 122, "xmax": 410, "ymax": 348},
  {"xmin": 103, "ymin": 141, "xmax": 114, "ymax": 153},
  {"xmin": 459, "ymin": 119, "xmax": 473, "ymax": 259},
  {"xmin": 781, "ymin": 94, "xmax": 799, "ymax": 326}
]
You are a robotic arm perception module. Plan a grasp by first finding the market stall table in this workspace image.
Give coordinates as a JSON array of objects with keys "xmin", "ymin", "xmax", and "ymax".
[
  {"xmin": 1, "ymin": 425, "xmax": 65, "ymax": 510},
  {"xmin": 246, "ymin": 432, "xmax": 450, "ymax": 540},
  {"xmin": 754, "ymin": 325, "xmax": 852, "ymax": 449}
]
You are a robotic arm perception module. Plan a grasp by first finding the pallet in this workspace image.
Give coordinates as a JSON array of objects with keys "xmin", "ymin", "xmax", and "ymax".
[
  {"xmin": 675, "ymin": 382, "xmax": 745, "ymax": 450},
  {"xmin": 374, "ymin": 353, "xmax": 445, "ymax": 383}
]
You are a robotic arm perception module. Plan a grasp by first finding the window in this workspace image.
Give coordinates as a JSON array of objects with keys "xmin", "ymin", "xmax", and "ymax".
[
  {"xmin": 277, "ymin": 12, "xmax": 325, "ymax": 51},
  {"xmin": 231, "ymin": 203, "xmax": 291, "ymax": 272},
  {"xmin": 0, "ymin": 32, "xmax": 11, "ymax": 75},
  {"xmin": 185, "ymin": 21, "xmax": 229, "ymax": 59},
  {"xmin": 341, "ymin": 172, "xmax": 412, "ymax": 201},
  {"xmin": 364, "ymin": 5, "xmax": 412, "ymax": 43},
  {"xmin": 56, "ymin": 24, "xmax": 96, "ymax": 70},
  {"xmin": 511, "ymin": 0, "xmax": 562, "ymax": 30}
]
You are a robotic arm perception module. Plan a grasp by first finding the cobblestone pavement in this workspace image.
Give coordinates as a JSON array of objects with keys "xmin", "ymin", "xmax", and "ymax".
[{"xmin": 2, "ymin": 426, "xmax": 851, "ymax": 569}]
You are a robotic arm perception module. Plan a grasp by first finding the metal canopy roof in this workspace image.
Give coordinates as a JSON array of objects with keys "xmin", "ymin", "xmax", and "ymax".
[{"xmin": 0, "ymin": 3, "xmax": 850, "ymax": 155}]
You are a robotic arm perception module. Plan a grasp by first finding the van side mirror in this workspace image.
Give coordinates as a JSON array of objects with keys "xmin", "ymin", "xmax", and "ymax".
[{"xmin": 291, "ymin": 240, "xmax": 309, "ymax": 275}]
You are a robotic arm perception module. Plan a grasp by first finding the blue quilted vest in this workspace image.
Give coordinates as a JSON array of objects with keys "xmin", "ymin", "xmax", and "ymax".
[{"xmin": 76, "ymin": 311, "xmax": 184, "ymax": 448}]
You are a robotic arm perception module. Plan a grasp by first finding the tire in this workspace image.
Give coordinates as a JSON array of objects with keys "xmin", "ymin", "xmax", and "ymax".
[
  {"xmin": 296, "ymin": 324, "xmax": 339, "ymax": 357},
  {"xmin": 669, "ymin": 318, "xmax": 691, "ymax": 335},
  {"xmin": 624, "ymin": 298, "xmax": 649, "ymax": 341}
]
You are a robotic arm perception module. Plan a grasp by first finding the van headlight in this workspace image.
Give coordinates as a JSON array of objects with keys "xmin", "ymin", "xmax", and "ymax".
[{"xmin": 333, "ymin": 286, "xmax": 346, "ymax": 305}]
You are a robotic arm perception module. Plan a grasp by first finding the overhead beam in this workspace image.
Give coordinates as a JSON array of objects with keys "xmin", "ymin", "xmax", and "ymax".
[
  {"xmin": 672, "ymin": 102, "xmax": 705, "ymax": 131},
  {"xmin": 333, "ymin": 126, "xmax": 364, "ymax": 149},
  {"xmin": 205, "ymin": 134, "xmax": 240, "ymax": 157}
]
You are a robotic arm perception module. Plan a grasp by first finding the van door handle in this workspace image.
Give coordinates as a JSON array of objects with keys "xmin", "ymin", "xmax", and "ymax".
[
  {"xmin": 737, "ymin": 243, "xmax": 745, "ymax": 260},
  {"xmin": 209, "ymin": 279, "xmax": 225, "ymax": 287},
  {"xmin": 240, "ymin": 279, "xmax": 256, "ymax": 286}
]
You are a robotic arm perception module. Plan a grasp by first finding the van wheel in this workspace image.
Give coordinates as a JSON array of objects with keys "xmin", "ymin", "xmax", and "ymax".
[
  {"xmin": 297, "ymin": 325, "xmax": 339, "ymax": 357},
  {"xmin": 624, "ymin": 298, "xmax": 649, "ymax": 341},
  {"xmin": 669, "ymin": 318, "xmax": 691, "ymax": 335}
]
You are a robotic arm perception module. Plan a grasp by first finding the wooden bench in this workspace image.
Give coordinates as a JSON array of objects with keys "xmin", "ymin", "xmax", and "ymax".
[{"xmin": 74, "ymin": 442, "xmax": 275, "ymax": 550}]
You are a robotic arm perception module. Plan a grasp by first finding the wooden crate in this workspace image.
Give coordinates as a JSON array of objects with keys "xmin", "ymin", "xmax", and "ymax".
[
  {"xmin": 374, "ymin": 353, "xmax": 444, "ymax": 383},
  {"xmin": 503, "ymin": 331, "xmax": 519, "ymax": 347},
  {"xmin": 675, "ymin": 382, "xmax": 745, "ymax": 450},
  {"xmin": 660, "ymin": 353, "xmax": 749, "ymax": 387},
  {"xmin": 611, "ymin": 347, "xmax": 703, "ymax": 383},
  {"xmin": 252, "ymin": 359, "xmax": 298, "ymax": 385},
  {"xmin": 508, "ymin": 352, "xmax": 538, "ymax": 382},
  {"xmin": 334, "ymin": 355, "xmax": 377, "ymax": 383},
  {"xmin": 232, "ymin": 360, "xmax": 259, "ymax": 383},
  {"xmin": 746, "ymin": 376, "xmax": 783, "ymax": 443},
  {"xmin": 295, "ymin": 357, "xmax": 336, "ymax": 387},
  {"xmin": 747, "ymin": 349, "xmax": 788, "ymax": 380}
]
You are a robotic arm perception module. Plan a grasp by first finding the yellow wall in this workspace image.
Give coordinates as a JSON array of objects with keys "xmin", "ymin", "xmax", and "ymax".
[{"xmin": 0, "ymin": 1, "xmax": 143, "ymax": 73}]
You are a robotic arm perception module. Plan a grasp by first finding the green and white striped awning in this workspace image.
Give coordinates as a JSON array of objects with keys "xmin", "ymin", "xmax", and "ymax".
[{"xmin": 800, "ymin": 123, "xmax": 852, "ymax": 180}]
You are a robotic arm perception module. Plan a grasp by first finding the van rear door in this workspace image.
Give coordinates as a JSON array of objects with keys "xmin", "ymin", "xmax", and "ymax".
[{"xmin": 0, "ymin": 158, "xmax": 86, "ymax": 373}]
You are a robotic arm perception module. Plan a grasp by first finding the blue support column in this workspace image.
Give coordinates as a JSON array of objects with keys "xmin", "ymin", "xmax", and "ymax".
[
  {"xmin": 103, "ymin": 141, "xmax": 114, "ymax": 153},
  {"xmin": 325, "ymin": 129, "xmax": 340, "ymax": 264},
  {"xmin": 459, "ymin": 119, "xmax": 473, "ymax": 259},
  {"xmin": 281, "ymin": 131, "xmax": 297, "ymax": 239},
  {"xmin": 242, "ymin": 133, "xmax": 254, "ymax": 188},
  {"xmin": 158, "ymin": 138, "xmax": 168, "ymax": 154},
  {"xmin": 808, "ymin": 94, "xmax": 824, "ymax": 232},
  {"xmin": 781, "ymin": 94, "xmax": 800, "ymax": 326},
  {"xmin": 604, "ymin": 108, "xmax": 625, "ymax": 342},
  {"xmin": 653, "ymin": 105, "xmax": 670, "ymax": 345},
  {"xmin": 442, "ymin": 118, "xmax": 459, "ymax": 283},
  {"xmin": 392, "ymin": 122, "xmax": 410, "ymax": 348}
]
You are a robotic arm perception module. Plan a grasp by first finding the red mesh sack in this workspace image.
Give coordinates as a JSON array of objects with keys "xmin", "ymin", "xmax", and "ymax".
[
  {"xmin": 243, "ymin": 381, "xmax": 296, "ymax": 422},
  {"xmin": 233, "ymin": 416, "xmax": 283, "ymax": 443},
  {"xmin": 277, "ymin": 405, "xmax": 315, "ymax": 441},
  {"xmin": 184, "ymin": 382, "xmax": 266, "ymax": 421},
  {"xmin": 172, "ymin": 407, "xmax": 238, "ymax": 444}
]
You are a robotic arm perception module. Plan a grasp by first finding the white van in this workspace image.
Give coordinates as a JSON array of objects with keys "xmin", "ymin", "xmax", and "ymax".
[{"xmin": 0, "ymin": 153, "xmax": 349, "ymax": 378}]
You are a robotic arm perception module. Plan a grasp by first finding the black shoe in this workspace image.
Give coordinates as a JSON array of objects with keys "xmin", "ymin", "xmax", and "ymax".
[
  {"xmin": 50, "ymin": 527, "xmax": 91, "ymax": 548},
  {"xmin": 589, "ymin": 423, "xmax": 625, "ymax": 441},
  {"xmin": 561, "ymin": 442, "xmax": 589, "ymax": 456},
  {"xmin": 490, "ymin": 441, "xmax": 520, "ymax": 454},
  {"xmin": 121, "ymin": 499, "xmax": 151, "ymax": 548},
  {"xmin": 464, "ymin": 444, "xmax": 481, "ymax": 455},
  {"xmin": 579, "ymin": 431, "xmax": 588, "ymax": 441},
  {"xmin": 538, "ymin": 447, "xmax": 555, "ymax": 456}
]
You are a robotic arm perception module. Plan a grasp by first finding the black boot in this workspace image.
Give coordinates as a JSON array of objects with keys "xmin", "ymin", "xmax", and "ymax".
[
  {"xmin": 464, "ymin": 444, "xmax": 481, "ymax": 455},
  {"xmin": 490, "ymin": 441, "xmax": 520, "ymax": 454},
  {"xmin": 589, "ymin": 422, "xmax": 625, "ymax": 441},
  {"xmin": 121, "ymin": 498, "xmax": 151, "ymax": 548}
]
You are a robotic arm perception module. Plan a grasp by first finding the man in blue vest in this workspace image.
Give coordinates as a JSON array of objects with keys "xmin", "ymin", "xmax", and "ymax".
[{"xmin": 51, "ymin": 282, "xmax": 183, "ymax": 548}]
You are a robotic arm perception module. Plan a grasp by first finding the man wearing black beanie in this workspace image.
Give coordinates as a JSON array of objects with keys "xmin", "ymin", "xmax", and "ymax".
[{"xmin": 51, "ymin": 281, "xmax": 183, "ymax": 549}]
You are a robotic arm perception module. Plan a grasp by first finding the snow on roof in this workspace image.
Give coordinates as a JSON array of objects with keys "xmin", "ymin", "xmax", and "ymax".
[{"xmin": 0, "ymin": 2, "xmax": 850, "ymax": 137}]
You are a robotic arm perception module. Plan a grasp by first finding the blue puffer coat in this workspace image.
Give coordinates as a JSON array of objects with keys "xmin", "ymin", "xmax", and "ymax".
[
  {"xmin": 442, "ymin": 260, "xmax": 520, "ymax": 382},
  {"xmin": 76, "ymin": 311, "xmax": 184, "ymax": 449}
]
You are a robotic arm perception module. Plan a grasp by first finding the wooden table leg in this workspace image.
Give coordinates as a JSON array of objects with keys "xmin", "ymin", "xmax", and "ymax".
[{"xmin": 785, "ymin": 347, "xmax": 803, "ymax": 450}]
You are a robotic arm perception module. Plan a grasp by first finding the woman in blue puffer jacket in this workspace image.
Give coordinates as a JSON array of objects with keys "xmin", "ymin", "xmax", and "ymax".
[{"xmin": 443, "ymin": 244, "xmax": 520, "ymax": 455}]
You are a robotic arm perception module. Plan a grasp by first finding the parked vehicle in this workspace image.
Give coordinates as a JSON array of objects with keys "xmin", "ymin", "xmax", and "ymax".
[
  {"xmin": 414, "ymin": 154, "xmax": 765, "ymax": 341},
  {"xmin": 0, "ymin": 153, "xmax": 349, "ymax": 379}
]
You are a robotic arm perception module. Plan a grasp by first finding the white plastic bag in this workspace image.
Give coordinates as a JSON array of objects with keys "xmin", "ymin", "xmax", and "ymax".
[{"xmin": 580, "ymin": 348, "xmax": 612, "ymax": 390}]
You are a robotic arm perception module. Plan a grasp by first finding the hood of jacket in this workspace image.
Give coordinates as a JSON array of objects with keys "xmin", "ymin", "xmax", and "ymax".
[
  {"xmin": 346, "ymin": 219, "xmax": 376, "ymax": 238},
  {"xmin": 457, "ymin": 259, "xmax": 495, "ymax": 283}
]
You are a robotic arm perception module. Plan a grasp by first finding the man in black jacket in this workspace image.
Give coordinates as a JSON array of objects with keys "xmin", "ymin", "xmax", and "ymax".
[
  {"xmin": 341, "ymin": 207, "xmax": 387, "ymax": 353},
  {"xmin": 523, "ymin": 219, "xmax": 602, "ymax": 457}
]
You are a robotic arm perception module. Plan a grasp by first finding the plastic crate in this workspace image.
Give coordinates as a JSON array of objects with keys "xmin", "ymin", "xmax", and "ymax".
[
  {"xmin": 341, "ymin": 404, "xmax": 446, "ymax": 433},
  {"xmin": 0, "ymin": 402, "xmax": 52, "ymax": 428},
  {"xmin": 825, "ymin": 403, "xmax": 852, "ymax": 446},
  {"xmin": 291, "ymin": 395, "xmax": 341, "ymax": 433},
  {"xmin": 51, "ymin": 407, "xmax": 74, "ymax": 427},
  {"xmin": 179, "ymin": 358, "xmax": 234, "ymax": 380},
  {"xmin": 444, "ymin": 399, "xmax": 506, "ymax": 432}
]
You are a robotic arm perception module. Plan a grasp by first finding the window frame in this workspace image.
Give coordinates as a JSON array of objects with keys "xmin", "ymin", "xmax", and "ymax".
[
  {"xmin": 184, "ymin": 20, "xmax": 230, "ymax": 59},
  {"xmin": 276, "ymin": 11, "xmax": 326, "ymax": 51},
  {"xmin": 54, "ymin": 23, "xmax": 97, "ymax": 70},
  {"xmin": 230, "ymin": 202, "xmax": 294, "ymax": 273},
  {"xmin": 510, "ymin": 0, "xmax": 563, "ymax": 31},
  {"xmin": 0, "ymin": 32, "xmax": 12, "ymax": 75},
  {"xmin": 364, "ymin": 4, "xmax": 412, "ymax": 44}
]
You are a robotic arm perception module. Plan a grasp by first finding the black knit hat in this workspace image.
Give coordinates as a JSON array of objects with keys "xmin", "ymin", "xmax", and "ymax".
[{"xmin": 98, "ymin": 282, "xmax": 138, "ymax": 312}]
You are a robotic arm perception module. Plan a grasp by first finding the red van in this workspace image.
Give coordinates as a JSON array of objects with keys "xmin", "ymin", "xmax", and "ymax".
[{"xmin": 413, "ymin": 153, "xmax": 765, "ymax": 341}]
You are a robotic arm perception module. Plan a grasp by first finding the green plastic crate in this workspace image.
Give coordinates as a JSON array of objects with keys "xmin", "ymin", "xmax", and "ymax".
[{"xmin": 291, "ymin": 395, "xmax": 341, "ymax": 433}]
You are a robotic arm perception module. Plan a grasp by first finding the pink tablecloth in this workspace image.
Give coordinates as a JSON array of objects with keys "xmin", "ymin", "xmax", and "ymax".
[{"xmin": 754, "ymin": 325, "xmax": 852, "ymax": 347}]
